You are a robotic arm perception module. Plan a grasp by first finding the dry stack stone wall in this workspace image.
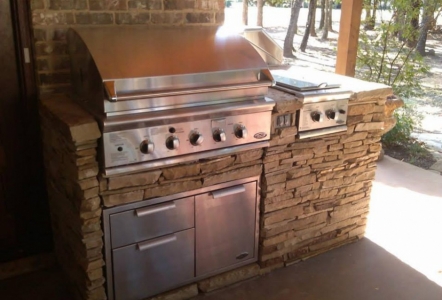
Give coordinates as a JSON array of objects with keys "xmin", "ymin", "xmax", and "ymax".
[
  {"xmin": 30, "ymin": 0, "xmax": 225, "ymax": 95},
  {"xmin": 40, "ymin": 76, "xmax": 394, "ymax": 299},
  {"xmin": 99, "ymin": 150, "xmax": 263, "ymax": 208},
  {"xmin": 39, "ymin": 97, "xmax": 104, "ymax": 299},
  {"xmin": 40, "ymin": 95, "xmax": 265, "ymax": 300},
  {"xmin": 258, "ymin": 80, "xmax": 393, "ymax": 271}
]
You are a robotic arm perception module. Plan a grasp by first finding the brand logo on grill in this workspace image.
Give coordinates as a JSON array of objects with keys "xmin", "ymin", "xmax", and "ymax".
[{"xmin": 254, "ymin": 132, "xmax": 267, "ymax": 139}]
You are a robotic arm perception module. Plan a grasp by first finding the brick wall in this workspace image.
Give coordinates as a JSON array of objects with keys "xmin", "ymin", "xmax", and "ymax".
[{"xmin": 30, "ymin": 0, "xmax": 225, "ymax": 95}]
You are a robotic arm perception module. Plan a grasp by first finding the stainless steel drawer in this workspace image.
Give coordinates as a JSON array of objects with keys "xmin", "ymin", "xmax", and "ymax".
[
  {"xmin": 110, "ymin": 197, "xmax": 194, "ymax": 248},
  {"xmin": 112, "ymin": 228, "xmax": 195, "ymax": 300},
  {"xmin": 195, "ymin": 182, "xmax": 257, "ymax": 276}
]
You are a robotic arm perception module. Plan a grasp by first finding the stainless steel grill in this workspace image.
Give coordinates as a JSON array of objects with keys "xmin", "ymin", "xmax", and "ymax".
[
  {"xmin": 271, "ymin": 68, "xmax": 352, "ymax": 139},
  {"xmin": 67, "ymin": 26, "xmax": 276, "ymax": 176}
]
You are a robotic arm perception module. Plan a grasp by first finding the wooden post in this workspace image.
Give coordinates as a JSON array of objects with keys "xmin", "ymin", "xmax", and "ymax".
[{"xmin": 335, "ymin": 0, "xmax": 363, "ymax": 77}]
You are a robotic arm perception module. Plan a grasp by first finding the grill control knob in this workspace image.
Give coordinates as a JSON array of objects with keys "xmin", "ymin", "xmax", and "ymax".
[
  {"xmin": 166, "ymin": 136, "xmax": 180, "ymax": 150},
  {"xmin": 326, "ymin": 109, "xmax": 339, "ymax": 120},
  {"xmin": 213, "ymin": 129, "xmax": 226, "ymax": 142},
  {"xmin": 140, "ymin": 139, "xmax": 154, "ymax": 154},
  {"xmin": 189, "ymin": 131, "xmax": 204, "ymax": 146},
  {"xmin": 311, "ymin": 111, "xmax": 324, "ymax": 122},
  {"xmin": 234, "ymin": 125, "xmax": 248, "ymax": 139}
]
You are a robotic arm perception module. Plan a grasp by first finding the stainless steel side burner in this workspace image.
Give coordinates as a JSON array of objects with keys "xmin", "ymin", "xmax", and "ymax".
[
  {"xmin": 67, "ymin": 26, "xmax": 276, "ymax": 176},
  {"xmin": 271, "ymin": 69, "xmax": 352, "ymax": 139}
]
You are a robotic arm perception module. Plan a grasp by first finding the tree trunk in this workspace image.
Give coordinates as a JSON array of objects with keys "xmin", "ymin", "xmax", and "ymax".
[
  {"xmin": 364, "ymin": 0, "xmax": 372, "ymax": 29},
  {"xmin": 416, "ymin": 16, "xmax": 430, "ymax": 56},
  {"xmin": 321, "ymin": 0, "xmax": 330, "ymax": 40},
  {"xmin": 319, "ymin": 0, "xmax": 325, "ymax": 29},
  {"xmin": 365, "ymin": 6, "xmax": 371, "ymax": 21},
  {"xmin": 328, "ymin": 0, "xmax": 334, "ymax": 32},
  {"xmin": 300, "ymin": 0, "xmax": 317, "ymax": 52},
  {"xmin": 416, "ymin": 2, "xmax": 435, "ymax": 56},
  {"xmin": 242, "ymin": 0, "xmax": 248, "ymax": 25},
  {"xmin": 364, "ymin": 0, "xmax": 377, "ymax": 30},
  {"xmin": 310, "ymin": 0, "xmax": 317, "ymax": 37},
  {"xmin": 257, "ymin": 0, "xmax": 264, "ymax": 27},
  {"xmin": 283, "ymin": 0, "xmax": 304, "ymax": 58},
  {"xmin": 407, "ymin": 0, "xmax": 421, "ymax": 47},
  {"xmin": 372, "ymin": 0, "xmax": 378, "ymax": 26},
  {"xmin": 429, "ymin": 7, "xmax": 441, "ymax": 30},
  {"xmin": 394, "ymin": 3, "xmax": 406, "ymax": 41}
]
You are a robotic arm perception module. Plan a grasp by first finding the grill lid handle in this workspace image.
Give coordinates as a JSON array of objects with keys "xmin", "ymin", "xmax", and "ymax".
[{"xmin": 104, "ymin": 79, "xmax": 273, "ymax": 102}]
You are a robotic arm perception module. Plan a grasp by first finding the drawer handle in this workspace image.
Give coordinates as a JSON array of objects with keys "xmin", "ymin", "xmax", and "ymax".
[
  {"xmin": 211, "ymin": 185, "xmax": 246, "ymax": 199},
  {"xmin": 137, "ymin": 235, "xmax": 177, "ymax": 251},
  {"xmin": 236, "ymin": 252, "xmax": 249, "ymax": 260},
  {"xmin": 135, "ymin": 202, "xmax": 176, "ymax": 217}
]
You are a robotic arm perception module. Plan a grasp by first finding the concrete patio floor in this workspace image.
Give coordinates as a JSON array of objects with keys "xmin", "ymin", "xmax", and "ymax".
[
  {"xmin": 195, "ymin": 156, "xmax": 442, "ymax": 300},
  {"xmin": 0, "ymin": 156, "xmax": 441, "ymax": 300}
]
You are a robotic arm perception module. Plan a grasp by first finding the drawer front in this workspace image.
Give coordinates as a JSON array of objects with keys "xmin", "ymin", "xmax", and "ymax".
[
  {"xmin": 110, "ymin": 196, "xmax": 194, "ymax": 248},
  {"xmin": 113, "ymin": 228, "xmax": 195, "ymax": 300},
  {"xmin": 195, "ymin": 181, "xmax": 257, "ymax": 276}
]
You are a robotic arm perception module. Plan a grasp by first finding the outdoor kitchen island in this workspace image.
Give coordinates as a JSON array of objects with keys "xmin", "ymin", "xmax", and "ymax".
[{"xmin": 39, "ymin": 69, "xmax": 394, "ymax": 300}]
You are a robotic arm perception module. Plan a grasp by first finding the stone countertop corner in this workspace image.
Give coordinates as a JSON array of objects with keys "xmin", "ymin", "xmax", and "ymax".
[{"xmin": 39, "ymin": 95, "xmax": 101, "ymax": 144}]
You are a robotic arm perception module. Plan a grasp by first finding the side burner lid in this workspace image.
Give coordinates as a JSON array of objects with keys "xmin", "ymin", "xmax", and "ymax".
[{"xmin": 271, "ymin": 69, "xmax": 341, "ymax": 91}]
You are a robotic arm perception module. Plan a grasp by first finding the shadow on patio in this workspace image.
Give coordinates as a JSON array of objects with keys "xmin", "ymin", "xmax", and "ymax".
[
  {"xmin": 193, "ymin": 238, "xmax": 442, "ymax": 300},
  {"xmin": 0, "ymin": 156, "xmax": 441, "ymax": 300},
  {"xmin": 194, "ymin": 156, "xmax": 442, "ymax": 300}
]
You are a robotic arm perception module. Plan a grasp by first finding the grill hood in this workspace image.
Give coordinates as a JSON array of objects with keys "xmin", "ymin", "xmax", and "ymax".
[{"xmin": 67, "ymin": 26, "xmax": 274, "ymax": 116}]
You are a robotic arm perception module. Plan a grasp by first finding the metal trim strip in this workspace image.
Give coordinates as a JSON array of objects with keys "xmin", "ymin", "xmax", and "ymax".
[
  {"xmin": 297, "ymin": 125, "xmax": 348, "ymax": 139},
  {"xmin": 108, "ymin": 81, "xmax": 273, "ymax": 102}
]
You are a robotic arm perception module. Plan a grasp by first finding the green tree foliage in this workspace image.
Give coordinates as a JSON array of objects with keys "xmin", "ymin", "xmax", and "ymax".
[
  {"xmin": 356, "ymin": 13, "xmax": 428, "ymax": 99},
  {"xmin": 382, "ymin": 105, "xmax": 421, "ymax": 147},
  {"xmin": 356, "ymin": 2, "xmax": 430, "ymax": 146}
]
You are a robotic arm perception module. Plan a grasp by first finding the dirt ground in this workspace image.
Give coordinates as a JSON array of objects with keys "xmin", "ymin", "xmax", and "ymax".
[{"xmin": 225, "ymin": 5, "xmax": 442, "ymax": 169}]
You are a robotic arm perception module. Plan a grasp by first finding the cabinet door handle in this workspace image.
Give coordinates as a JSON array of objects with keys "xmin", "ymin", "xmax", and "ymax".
[
  {"xmin": 236, "ymin": 252, "xmax": 249, "ymax": 260},
  {"xmin": 137, "ymin": 234, "xmax": 177, "ymax": 251},
  {"xmin": 211, "ymin": 185, "xmax": 246, "ymax": 199},
  {"xmin": 135, "ymin": 202, "xmax": 176, "ymax": 217}
]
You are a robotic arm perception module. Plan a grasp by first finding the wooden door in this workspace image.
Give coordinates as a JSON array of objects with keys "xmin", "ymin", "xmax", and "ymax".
[{"xmin": 0, "ymin": 0, "xmax": 51, "ymax": 262}]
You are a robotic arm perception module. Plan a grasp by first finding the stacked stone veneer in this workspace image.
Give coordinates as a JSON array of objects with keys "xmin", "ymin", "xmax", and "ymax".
[
  {"xmin": 30, "ymin": 0, "xmax": 225, "ymax": 95},
  {"xmin": 39, "ymin": 97, "xmax": 104, "ymax": 299},
  {"xmin": 259, "ymin": 82, "xmax": 392, "ymax": 270},
  {"xmin": 40, "ymin": 75, "xmax": 394, "ymax": 299},
  {"xmin": 40, "ymin": 95, "xmax": 265, "ymax": 300},
  {"xmin": 98, "ymin": 149, "xmax": 263, "ymax": 207}
]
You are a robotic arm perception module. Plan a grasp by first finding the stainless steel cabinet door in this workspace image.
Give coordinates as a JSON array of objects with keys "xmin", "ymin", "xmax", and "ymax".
[
  {"xmin": 195, "ymin": 182, "xmax": 257, "ymax": 276},
  {"xmin": 110, "ymin": 197, "xmax": 194, "ymax": 248},
  {"xmin": 112, "ymin": 228, "xmax": 195, "ymax": 300}
]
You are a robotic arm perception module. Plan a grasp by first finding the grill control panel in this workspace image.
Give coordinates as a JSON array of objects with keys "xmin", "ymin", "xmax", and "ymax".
[
  {"xmin": 102, "ymin": 110, "xmax": 271, "ymax": 169},
  {"xmin": 298, "ymin": 99, "xmax": 348, "ymax": 132}
]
